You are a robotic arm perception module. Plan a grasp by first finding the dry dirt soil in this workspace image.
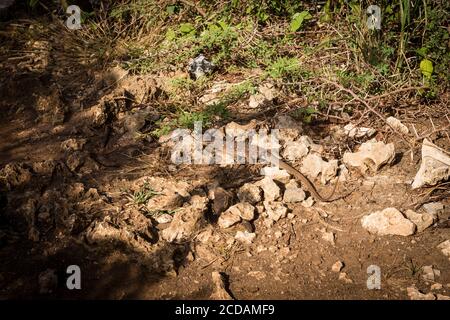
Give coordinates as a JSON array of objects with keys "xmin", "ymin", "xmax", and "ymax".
[{"xmin": 0, "ymin": 23, "xmax": 449, "ymax": 301}]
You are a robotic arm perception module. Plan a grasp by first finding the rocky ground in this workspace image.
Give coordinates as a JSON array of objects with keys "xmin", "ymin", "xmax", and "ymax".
[{"xmin": 0, "ymin": 3, "xmax": 449, "ymax": 300}]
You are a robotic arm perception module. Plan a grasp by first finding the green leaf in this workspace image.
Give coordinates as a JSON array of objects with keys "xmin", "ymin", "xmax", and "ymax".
[
  {"xmin": 290, "ymin": 11, "xmax": 312, "ymax": 32},
  {"xmin": 179, "ymin": 23, "xmax": 195, "ymax": 35},
  {"xmin": 420, "ymin": 59, "xmax": 433, "ymax": 78},
  {"xmin": 165, "ymin": 28, "xmax": 176, "ymax": 41}
]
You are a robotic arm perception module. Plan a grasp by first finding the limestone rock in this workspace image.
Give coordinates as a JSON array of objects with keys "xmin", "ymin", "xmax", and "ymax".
[
  {"xmin": 343, "ymin": 123, "xmax": 376, "ymax": 138},
  {"xmin": 281, "ymin": 140, "xmax": 309, "ymax": 161},
  {"xmin": 161, "ymin": 195, "xmax": 207, "ymax": 243},
  {"xmin": 361, "ymin": 208, "xmax": 416, "ymax": 236},
  {"xmin": 260, "ymin": 166, "xmax": 290, "ymax": 183},
  {"xmin": 210, "ymin": 272, "xmax": 233, "ymax": 300},
  {"xmin": 405, "ymin": 209, "xmax": 434, "ymax": 233},
  {"xmin": 217, "ymin": 209, "xmax": 241, "ymax": 229},
  {"xmin": 386, "ymin": 116, "xmax": 409, "ymax": 134},
  {"xmin": 343, "ymin": 139, "xmax": 395, "ymax": 173},
  {"xmin": 407, "ymin": 286, "xmax": 436, "ymax": 300},
  {"xmin": 332, "ymin": 261, "xmax": 344, "ymax": 272},
  {"xmin": 437, "ymin": 240, "xmax": 450, "ymax": 261},
  {"xmin": 235, "ymin": 231, "xmax": 256, "ymax": 245},
  {"xmin": 274, "ymin": 115, "xmax": 302, "ymax": 142},
  {"xmin": 412, "ymin": 139, "xmax": 450, "ymax": 189},
  {"xmin": 263, "ymin": 201, "xmax": 288, "ymax": 224},
  {"xmin": 256, "ymin": 177, "xmax": 281, "ymax": 201},
  {"xmin": 237, "ymin": 183, "xmax": 262, "ymax": 205},
  {"xmin": 283, "ymin": 179, "xmax": 306, "ymax": 203},
  {"xmin": 422, "ymin": 265, "xmax": 440, "ymax": 282}
]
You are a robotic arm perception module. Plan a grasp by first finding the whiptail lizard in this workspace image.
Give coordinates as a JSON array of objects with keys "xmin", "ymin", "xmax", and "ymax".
[{"xmin": 274, "ymin": 155, "xmax": 352, "ymax": 202}]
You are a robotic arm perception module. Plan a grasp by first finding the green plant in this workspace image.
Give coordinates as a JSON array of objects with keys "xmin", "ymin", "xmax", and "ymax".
[
  {"xmin": 289, "ymin": 11, "xmax": 312, "ymax": 32},
  {"xmin": 128, "ymin": 182, "xmax": 160, "ymax": 206},
  {"xmin": 265, "ymin": 57, "xmax": 302, "ymax": 80}
]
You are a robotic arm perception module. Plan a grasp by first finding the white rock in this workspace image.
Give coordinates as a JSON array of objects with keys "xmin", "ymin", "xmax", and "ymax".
[
  {"xmin": 412, "ymin": 139, "xmax": 450, "ymax": 189},
  {"xmin": 300, "ymin": 153, "xmax": 323, "ymax": 180},
  {"xmin": 260, "ymin": 166, "xmax": 291, "ymax": 183},
  {"xmin": 407, "ymin": 286, "xmax": 436, "ymax": 300},
  {"xmin": 386, "ymin": 116, "xmax": 409, "ymax": 134},
  {"xmin": 361, "ymin": 208, "xmax": 416, "ymax": 236},
  {"xmin": 218, "ymin": 210, "xmax": 241, "ymax": 229},
  {"xmin": 235, "ymin": 231, "xmax": 256, "ymax": 245},
  {"xmin": 343, "ymin": 123, "xmax": 376, "ymax": 138},
  {"xmin": 431, "ymin": 283, "xmax": 443, "ymax": 291},
  {"xmin": 343, "ymin": 139, "xmax": 395, "ymax": 173},
  {"xmin": 226, "ymin": 202, "xmax": 255, "ymax": 221},
  {"xmin": 422, "ymin": 202, "xmax": 444, "ymax": 218},
  {"xmin": 210, "ymin": 272, "xmax": 233, "ymax": 300},
  {"xmin": 281, "ymin": 140, "xmax": 309, "ymax": 161},
  {"xmin": 300, "ymin": 154, "xmax": 338, "ymax": 184},
  {"xmin": 161, "ymin": 195, "xmax": 207, "ymax": 242},
  {"xmin": 332, "ymin": 261, "xmax": 344, "ymax": 272},
  {"xmin": 263, "ymin": 201, "xmax": 288, "ymax": 223},
  {"xmin": 338, "ymin": 272, "xmax": 353, "ymax": 284},
  {"xmin": 248, "ymin": 83, "xmax": 276, "ymax": 108},
  {"xmin": 237, "ymin": 183, "xmax": 262, "ymax": 204},
  {"xmin": 257, "ymin": 177, "xmax": 281, "ymax": 201},
  {"xmin": 405, "ymin": 209, "xmax": 434, "ymax": 232},
  {"xmin": 155, "ymin": 213, "xmax": 173, "ymax": 224},
  {"xmin": 283, "ymin": 179, "xmax": 306, "ymax": 203},
  {"xmin": 298, "ymin": 135, "xmax": 324, "ymax": 154},
  {"xmin": 320, "ymin": 159, "xmax": 339, "ymax": 185},
  {"xmin": 302, "ymin": 197, "xmax": 315, "ymax": 208},
  {"xmin": 437, "ymin": 240, "xmax": 450, "ymax": 261},
  {"xmin": 422, "ymin": 265, "xmax": 440, "ymax": 282},
  {"xmin": 274, "ymin": 115, "xmax": 302, "ymax": 142},
  {"xmin": 321, "ymin": 230, "xmax": 335, "ymax": 246}
]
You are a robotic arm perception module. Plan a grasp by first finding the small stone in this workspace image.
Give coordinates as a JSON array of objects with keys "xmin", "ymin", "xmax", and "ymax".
[
  {"xmin": 407, "ymin": 286, "xmax": 436, "ymax": 300},
  {"xmin": 422, "ymin": 265, "xmax": 440, "ymax": 282},
  {"xmin": 235, "ymin": 231, "xmax": 256, "ymax": 245},
  {"xmin": 436, "ymin": 294, "xmax": 450, "ymax": 300},
  {"xmin": 209, "ymin": 272, "xmax": 233, "ymax": 300},
  {"xmin": 263, "ymin": 201, "xmax": 288, "ymax": 223},
  {"xmin": 343, "ymin": 123, "xmax": 376, "ymax": 138},
  {"xmin": 437, "ymin": 240, "xmax": 450, "ymax": 261},
  {"xmin": 302, "ymin": 197, "xmax": 315, "ymax": 208},
  {"xmin": 188, "ymin": 54, "xmax": 215, "ymax": 80},
  {"xmin": 260, "ymin": 166, "xmax": 291, "ymax": 183},
  {"xmin": 257, "ymin": 177, "xmax": 281, "ymax": 202},
  {"xmin": 405, "ymin": 209, "xmax": 434, "ymax": 232},
  {"xmin": 282, "ymin": 140, "xmax": 309, "ymax": 161},
  {"xmin": 155, "ymin": 213, "xmax": 173, "ymax": 224},
  {"xmin": 226, "ymin": 202, "xmax": 256, "ymax": 221},
  {"xmin": 412, "ymin": 139, "xmax": 450, "ymax": 189},
  {"xmin": 361, "ymin": 208, "xmax": 416, "ymax": 236},
  {"xmin": 283, "ymin": 180, "xmax": 306, "ymax": 203},
  {"xmin": 343, "ymin": 139, "xmax": 395, "ymax": 173},
  {"xmin": 237, "ymin": 183, "xmax": 262, "ymax": 205},
  {"xmin": 386, "ymin": 116, "xmax": 409, "ymax": 134},
  {"xmin": 218, "ymin": 210, "xmax": 241, "ymax": 229},
  {"xmin": 332, "ymin": 261, "xmax": 344, "ymax": 272},
  {"xmin": 322, "ymin": 230, "xmax": 335, "ymax": 246},
  {"xmin": 338, "ymin": 272, "xmax": 353, "ymax": 284},
  {"xmin": 422, "ymin": 202, "xmax": 444, "ymax": 218},
  {"xmin": 431, "ymin": 283, "xmax": 443, "ymax": 291}
]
